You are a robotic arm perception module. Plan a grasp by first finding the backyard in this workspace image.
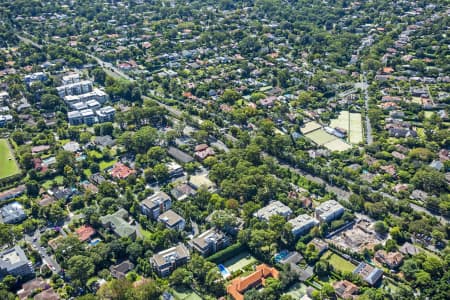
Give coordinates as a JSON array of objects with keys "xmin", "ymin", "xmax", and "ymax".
[
  {"xmin": 324, "ymin": 251, "xmax": 357, "ymax": 273},
  {"xmin": 0, "ymin": 139, "xmax": 20, "ymax": 179},
  {"xmin": 223, "ymin": 251, "xmax": 258, "ymax": 273},
  {"xmin": 170, "ymin": 287, "xmax": 202, "ymax": 300}
]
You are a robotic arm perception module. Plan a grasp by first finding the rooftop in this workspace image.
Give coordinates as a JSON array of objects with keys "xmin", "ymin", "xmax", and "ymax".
[
  {"xmin": 254, "ymin": 201, "xmax": 292, "ymax": 221},
  {"xmin": 158, "ymin": 210, "xmax": 184, "ymax": 227},
  {"xmin": 152, "ymin": 244, "xmax": 190, "ymax": 267}
]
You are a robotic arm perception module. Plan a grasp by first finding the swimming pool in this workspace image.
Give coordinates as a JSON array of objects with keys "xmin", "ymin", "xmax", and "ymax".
[
  {"xmin": 89, "ymin": 238, "xmax": 101, "ymax": 246},
  {"xmin": 274, "ymin": 250, "xmax": 289, "ymax": 263},
  {"xmin": 218, "ymin": 264, "xmax": 231, "ymax": 278}
]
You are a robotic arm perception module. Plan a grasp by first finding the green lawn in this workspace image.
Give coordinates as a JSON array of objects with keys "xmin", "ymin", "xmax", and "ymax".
[
  {"xmin": 223, "ymin": 251, "xmax": 258, "ymax": 273},
  {"xmin": 171, "ymin": 288, "xmax": 202, "ymax": 300},
  {"xmin": 99, "ymin": 160, "xmax": 117, "ymax": 170},
  {"xmin": 88, "ymin": 150, "xmax": 103, "ymax": 159},
  {"xmin": 0, "ymin": 139, "xmax": 20, "ymax": 179},
  {"xmin": 324, "ymin": 251, "xmax": 356, "ymax": 273},
  {"xmin": 42, "ymin": 175, "xmax": 64, "ymax": 189}
]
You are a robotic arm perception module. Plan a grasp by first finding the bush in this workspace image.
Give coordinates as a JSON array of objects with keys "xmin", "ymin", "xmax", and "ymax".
[{"xmin": 207, "ymin": 242, "xmax": 246, "ymax": 264}]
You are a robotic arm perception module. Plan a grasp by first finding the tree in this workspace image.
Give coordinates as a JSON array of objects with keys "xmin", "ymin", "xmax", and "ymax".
[
  {"xmin": 170, "ymin": 268, "xmax": 193, "ymax": 288},
  {"xmin": 66, "ymin": 255, "xmax": 95, "ymax": 286},
  {"xmin": 412, "ymin": 168, "xmax": 447, "ymax": 192},
  {"xmin": 55, "ymin": 150, "xmax": 75, "ymax": 172},
  {"xmin": 374, "ymin": 221, "xmax": 388, "ymax": 235},
  {"xmin": 26, "ymin": 180, "xmax": 39, "ymax": 197},
  {"xmin": 132, "ymin": 126, "xmax": 158, "ymax": 153},
  {"xmin": 153, "ymin": 163, "xmax": 169, "ymax": 182},
  {"xmin": 314, "ymin": 260, "xmax": 332, "ymax": 277},
  {"xmin": 221, "ymin": 89, "xmax": 241, "ymax": 104}
]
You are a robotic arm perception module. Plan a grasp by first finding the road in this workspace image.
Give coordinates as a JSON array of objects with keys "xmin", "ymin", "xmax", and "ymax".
[
  {"xmin": 360, "ymin": 73, "xmax": 373, "ymax": 145},
  {"xmin": 16, "ymin": 34, "xmax": 43, "ymax": 49},
  {"xmin": 24, "ymin": 229, "xmax": 62, "ymax": 274}
]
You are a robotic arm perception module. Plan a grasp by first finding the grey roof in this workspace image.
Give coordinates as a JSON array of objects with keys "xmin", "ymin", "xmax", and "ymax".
[
  {"xmin": 0, "ymin": 246, "xmax": 32, "ymax": 273},
  {"xmin": 158, "ymin": 210, "xmax": 184, "ymax": 227},
  {"xmin": 100, "ymin": 208, "xmax": 135, "ymax": 238},
  {"xmin": 167, "ymin": 147, "xmax": 194, "ymax": 163},
  {"xmin": 151, "ymin": 244, "xmax": 190, "ymax": 267},
  {"xmin": 254, "ymin": 201, "xmax": 292, "ymax": 221},
  {"xmin": 141, "ymin": 191, "xmax": 171, "ymax": 210},
  {"xmin": 0, "ymin": 202, "xmax": 26, "ymax": 224}
]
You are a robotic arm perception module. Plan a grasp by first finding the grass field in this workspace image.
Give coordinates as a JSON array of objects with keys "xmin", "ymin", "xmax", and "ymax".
[
  {"xmin": 0, "ymin": 139, "xmax": 20, "ymax": 179},
  {"xmin": 330, "ymin": 111, "xmax": 363, "ymax": 144},
  {"xmin": 284, "ymin": 283, "xmax": 308, "ymax": 299},
  {"xmin": 171, "ymin": 288, "xmax": 202, "ymax": 300},
  {"xmin": 300, "ymin": 121, "xmax": 322, "ymax": 134},
  {"xmin": 305, "ymin": 129, "xmax": 337, "ymax": 145},
  {"xmin": 42, "ymin": 175, "xmax": 64, "ymax": 189},
  {"xmin": 223, "ymin": 251, "xmax": 257, "ymax": 273},
  {"xmin": 324, "ymin": 251, "xmax": 356, "ymax": 273},
  {"xmin": 99, "ymin": 160, "xmax": 117, "ymax": 170},
  {"xmin": 323, "ymin": 139, "xmax": 352, "ymax": 152}
]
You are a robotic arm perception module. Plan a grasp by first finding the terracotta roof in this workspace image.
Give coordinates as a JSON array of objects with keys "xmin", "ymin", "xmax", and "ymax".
[
  {"xmin": 75, "ymin": 225, "xmax": 96, "ymax": 242},
  {"xmin": 110, "ymin": 163, "xmax": 135, "ymax": 179},
  {"xmin": 227, "ymin": 264, "xmax": 279, "ymax": 300}
]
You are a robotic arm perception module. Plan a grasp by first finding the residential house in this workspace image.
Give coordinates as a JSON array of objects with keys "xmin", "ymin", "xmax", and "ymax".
[
  {"xmin": 170, "ymin": 183, "xmax": 196, "ymax": 201},
  {"xmin": 353, "ymin": 262, "xmax": 383, "ymax": 286},
  {"xmin": 0, "ymin": 202, "xmax": 26, "ymax": 224},
  {"xmin": 399, "ymin": 242, "xmax": 420, "ymax": 256},
  {"xmin": 75, "ymin": 225, "xmax": 96, "ymax": 242},
  {"xmin": 34, "ymin": 288, "xmax": 60, "ymax": 300},
  {"xmin": 254, "ymin": 201, "xmax": 293, "ymax": 221},
  {"xmin": 109, "ymin": 162, "xmax": 135, "ymax": 179},
  {"xmin": 374, "ymin": 250, "xmax": 404, "ymax": 269},
  {"xmin": 140, "ymin": 191, "xmax": 172, "ymax": 219},
  {"xmin": 150, "ymin": 244, "xmax": 190, "ymax": 277},
  {"xmin": 288, "ymin": 214, "xmax": 319, "ymax": 238},
  {"xmin": 227, "ymin": 264, "xmax": 279, "ymax": 300},
  {"xmin": 188, "ymin": 229, "xmax": 230, "ymax": 257},
  {"xmin": 109, "ymin": 260, "xmax": 134, "ymax": 279},
  {"xmin": 307, "ymin": 238, "xmax": 329, "ymax": 256},
  {"xmin": 158, "ymin": 210, "xmax": 185, "ymax": 231},
  {"xmin": 315, "ymin": 200, "xmax": 344, "ymax": 223},
  {"xmin": 188, "ymin": 174, "xmax": 216, "ymax": 191},
  {"xmin": 168, "ymin": 147, "xmax": 194, "ymax": 163},
  {"xmin": 0, "ymin": 185, "xmax": 26, "ymax": 202},
  {"xmin": 0, "ymin": 246, "xmax": 34, "ymax": 279},
  {"xmin": 410, "ymin": 190, "xmax": 428, "ymax": 202},
  {"xmin": 96, "ymin": 106, "xmax": 116, "ymax": 123},
  {"xmin": 167, "ymin": 161, "xmax": 184, "ymax": 178},
  {"xmin": 17, "ymin": 277, "xmax": 49, "ymax": 300},
  {"xmin": 93, "ymin": 135, "xmax": 115, "ymax": 148},
  {"xmin": 99, "ymin": 209, "xmax": 136, "ymax": 239},
  {"xmin": 194, "ymin": 144, "xmax": 215, "ymax": 161},
  {"xmin": 332, "ymin": 280, "xmax": 359, "ymax": 299}
]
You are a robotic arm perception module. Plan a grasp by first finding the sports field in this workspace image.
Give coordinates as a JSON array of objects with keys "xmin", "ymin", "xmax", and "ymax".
[
  {"xmin": 305, "ymin": 129, "xmax": 337, "ymax": 145},
  {"xmin": 324, "ymin": 251, "xmax": 356, "ymax": 273},
  {"xmin": 0, "ymin": 139, "xmax": 20, "ymax": 179},
  {"xmin": 223, "ymin": 251, "xmax": 258, "ymax": 273},
  {"xmin": 330, "ymin": 111, "xmax": 363, "ymax": 144}
]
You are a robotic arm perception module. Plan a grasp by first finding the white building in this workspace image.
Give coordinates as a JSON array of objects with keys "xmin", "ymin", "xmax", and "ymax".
[
  {"xmin": 254, "ymin": 201, "xmax": 293, "ymax": 221},
  {"xmin": 315, "ymin": 200, "xmax": 345, "ymax": 223},
  {"xmin": 288, "ymin": 214, "xmax": 319, "ymax": 238}
]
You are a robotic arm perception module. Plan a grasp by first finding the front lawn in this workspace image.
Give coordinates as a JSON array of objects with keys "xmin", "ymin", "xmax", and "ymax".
[{"xmin": 0, "ymin": 139, "xmax": 20, "ymax": 179}]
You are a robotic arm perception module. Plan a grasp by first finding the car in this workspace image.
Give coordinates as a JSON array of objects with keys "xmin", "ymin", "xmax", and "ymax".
[{"xmin": 32, "ymin": 237, "xmax": 37, "ymax": 242}]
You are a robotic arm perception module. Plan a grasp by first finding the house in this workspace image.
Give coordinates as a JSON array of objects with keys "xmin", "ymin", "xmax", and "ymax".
[
  {"xmin": 188, "ymin": 229, "xmax": 230, "ymax": 257},
  {"xmin": 380, "ymin": 165, "xmax": 397, "ymax": 177},
  {"xmin": 158, "ymin": 210, "xmax": 185, "ymax": 231},
  {"xmin": 0, "ymin": 202, "xmax": 26, "ymax": 224},
  {"xmin": 288, "ymin": 214, "xmax": 319, "ymax": 238},
  {"xmin": 0, "ymin": 246, "xmax": 34, "ymax": 279},
  {"xmin": 227, "ymin": 264, "xmax": 279, "ymax": 300},
  {"xmin": 188, "ymin": 174, "xmax": 216, "ymax": 191},
  {"xmin": 0, "ymin": 185, "xmax": 26, "ymax": 202},
  {"xmin": 410, "ymin": 190, "xmax": 428, "ymax": 202},
  {"xmin": 33, "ymin": 288, "xmax": 60, "ymax": 300},
  {"xmin": 109, "ymin": 260, "xmax": 134, "ymax": 279},
  {"xmin": 254, "ymin": 201, "xmax": 292, "ymax": 221},
  {"xmin": 99, "ymin": 209, "xmax": 136, "ymax": 239},
  {"xmin": 307, "ymin": 238, "xmax": 329, "ymax": 256},
  {"xmin": 194, "ymin": 144, "xmax": 215, "ymax": 161},
  {"xmin": 62, "ymin": 141, "xmax": 80, "ymax": 153},
  {"xmin": 399, "ymin": 242, "xmax": 420, "ymax": 256},
  {"xmin": 391, "ymin": 151, "xmax": 406, "ymax": 160},
  {"xmin": 31, "ymin": 145, "xmax": 51, "ymax": 154},
  {"xmin": 168, "ymin": 147, "xmax": 194, "ymax": 163},
  {"xmin": 93, "ymin": 135, "xmax": 115, "ymax": 148},
  {"xmin": 374, "ymin": 250, "xmax": 404, "ymax": 269},
  {"xmin": 353, "ymin": 262, "xmax": 383, "ymax": 286},
  {"xmin": 68, "ymin": 111, "xmax": 83, "ymax": 125},
  {"xmin": 90, "ymin": 173, "xmax": 106, "ymax": 185},
  {"xmin": 150, "ymin": 244, "xmax": 190, "ymax": 277},
  {"xmin": 96, "ymin": 106, "xmax": 116, "ymax": 123},
  {"xmin": 388, "ymin": 127, "xmax": 417, "ymax": 138},
  {"xmin": 170, "ymin": 183, "xmax": 196, "ymax": 201},
  {"xmin": 109, "ymin": 162, "xmax": 135, "ymax": 179},
  {"xmin": 332, "ymin": 280, "xmax": 359, "ymax": 299},
  {"xmin": 17, "ymin": 277, "xmax": 49, "ymax": 300},
  {"xmin": 315, "ymin": 200, "xmax": 344, "ymax": 223},
  {"xmin": 140, "ymin": 191, "xmax": 172, "ymax": 219},
  {"xmin": 167, "ymin": 161, "xmax": 184, "ymax": 178},
  {"xmin": 75, "ymin": 225, "xmax": 96, "ymax": 242}
]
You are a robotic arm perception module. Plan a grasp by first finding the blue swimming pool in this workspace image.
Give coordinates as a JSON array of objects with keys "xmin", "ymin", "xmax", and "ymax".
[
  {"xmin": 218, "ymin": 264, "xmax": 231, "ymax": 278},
  {"xmin": 274, "ymin": 250, "xmax": 289, "ymax": 263},
  {"xmin": 89, "ymin": 238, "xmax": 101, "ymax": 246}
]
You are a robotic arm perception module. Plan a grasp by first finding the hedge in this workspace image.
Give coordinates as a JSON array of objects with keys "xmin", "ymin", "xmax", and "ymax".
[{"xmin": 207, "ymin": 242, "xmax": 247, "ymax": 264}]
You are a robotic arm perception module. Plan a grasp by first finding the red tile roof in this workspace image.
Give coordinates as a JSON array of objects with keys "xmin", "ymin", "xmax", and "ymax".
[
  {"xmin": 75, "ymin": 225, "xmax": 96, "ymax": 242},
  {"xmin": 227, "ymin": 264, "xmax": 279, "ymax": 300},
  {"xmin": 110, "ymin": 163, "xmax": 135, "ymax": 179}
]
